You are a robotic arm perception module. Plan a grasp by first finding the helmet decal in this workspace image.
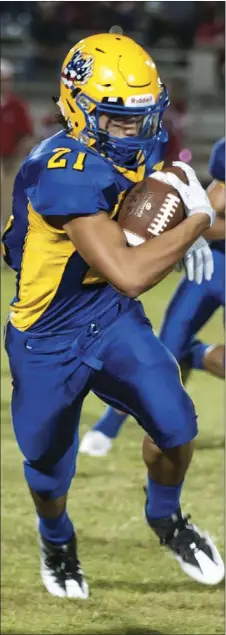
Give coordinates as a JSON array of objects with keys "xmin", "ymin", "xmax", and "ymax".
[{"xmin": 62, "ymin": 48, "xmax": 94, "ymax": 88}]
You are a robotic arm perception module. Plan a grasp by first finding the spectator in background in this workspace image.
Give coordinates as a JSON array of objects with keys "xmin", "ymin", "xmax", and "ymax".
[
  {"xmin": 145, "ymin": 2, "xmax": 199, "ymax": 54},
  {"xmin": 57, "ymin": 2, "xmax": 139, "ymax": 36},
  {"xmin": 36, "ymin": 109, "xmax": 61, "ymax": 143},
  {"xmin": 195, "ymin": 2, "xmax": 225, "ymax": 95},
  {"xmin": 1, "ymin": 58, "xmax": 33, "ymax": 230},
  {"xmin": 109, "ymin": 2, "xmax": 138, "ymax": 32},
  {"xmin": 195, "ymin": 1, "xmax": 225, "ymax": 45},
  {"xmin": 163, "ymin": 79, "xmax": 190, "ymax": 164},
  {"xmin": 29, "ymin": 1, "xmax": 68, "ymax": 76},
  {"xmin": 62, "ymin": 2, "xmax": 131, "ymax": 34},
  {"xmin": 217, "ymin": 49, "xmax": 225, "ymax": 93}
]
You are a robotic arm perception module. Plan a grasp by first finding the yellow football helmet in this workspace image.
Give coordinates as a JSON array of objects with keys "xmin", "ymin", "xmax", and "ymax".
[{"xmin": 59, "ymin": 33, "xmax": 169, "ymax": 168}]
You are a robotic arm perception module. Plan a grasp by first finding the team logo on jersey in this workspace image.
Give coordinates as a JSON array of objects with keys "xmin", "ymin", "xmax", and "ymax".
[{"xmin": 62, "ymin": 49, "xmax": 93, "ymax": 88}]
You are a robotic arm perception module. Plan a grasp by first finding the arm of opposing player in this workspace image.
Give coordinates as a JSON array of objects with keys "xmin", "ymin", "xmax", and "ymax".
[{"xmin": 203, "ymin": 180, "xmax": 225, "ymax": 241}]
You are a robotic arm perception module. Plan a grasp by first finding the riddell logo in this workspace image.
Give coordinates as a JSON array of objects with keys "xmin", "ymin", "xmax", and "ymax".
[{"xmin": 125, "ymin": 94, "xmax": 155, "ymax": 107}]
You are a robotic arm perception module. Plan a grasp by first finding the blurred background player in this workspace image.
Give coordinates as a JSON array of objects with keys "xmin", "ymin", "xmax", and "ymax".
[
  {"xmin": 159, "ymin": 137, "xmax": 225, "ymax": 382},
  {"xmin": 79, "ymin": 137, "xmax": 225, "ymax": 457},
  {"xmin": 27, "ymin": 1, "xmax": 69, "ymax": 77},
  {"xmin": 1, "ymin": 58, "xmax": 33, "ymax": 234}
]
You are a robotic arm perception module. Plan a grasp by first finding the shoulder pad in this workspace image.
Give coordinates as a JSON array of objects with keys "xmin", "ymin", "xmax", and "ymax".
[{"xmin": 26, "ymin": 145, "xmax": 117, "ymax": 217}]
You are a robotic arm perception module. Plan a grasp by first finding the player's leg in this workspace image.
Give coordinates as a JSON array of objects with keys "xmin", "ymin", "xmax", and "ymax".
[
  {"xmin": 191, "ymin": 249, "xmax": 225, "ymax": 379},
  {"xmin": 185, "ymin": 339, "xmax": 225, "ymax": 379},
  {"xmin": 181, "ymin": 249, "xmax": 225, "ymax": 379},
  {"xmin": 159, "ymin": 270, "xmax": 221, "ymax": 383},
  {"xmin": 203, "ymin": 344, "xmax": 225, "ymax": 377},
  {"xmin": 79, "ymin": 271, "xmax": 216, "ymax": 456},
  {"xmin": 5, "ymin": 322, "xmax": 91, "ymax": 599},
  {"xmin": 90, "ymin": 299, "xmax": 224, "ymax": 584},
  {"xmin": 30, "ymin": 431, "xmax": 90, "ymax": 599},
  {"xmin": 80, "ymin": 252, "xmax": 225, "ymax": 457},
  {"xmin": 79, "ymin": 407, "xmax": 127, "ymax": 456}
]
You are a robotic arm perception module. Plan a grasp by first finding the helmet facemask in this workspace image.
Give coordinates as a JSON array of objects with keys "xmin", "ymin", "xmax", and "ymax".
[{"xmin": 73, "ymin": 86, "xmax": 169, "ymax": 168}]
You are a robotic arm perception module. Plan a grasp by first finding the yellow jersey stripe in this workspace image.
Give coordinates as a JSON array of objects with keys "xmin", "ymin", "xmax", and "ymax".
[{"xmin": 10, "ymin": 204, "xmax": 75, "ymax": 331}]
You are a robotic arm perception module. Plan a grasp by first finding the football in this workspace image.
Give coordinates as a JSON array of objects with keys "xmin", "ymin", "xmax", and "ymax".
[{"xmin": 118, "ymin": 165, "xmax": 187, "ymax": 246}]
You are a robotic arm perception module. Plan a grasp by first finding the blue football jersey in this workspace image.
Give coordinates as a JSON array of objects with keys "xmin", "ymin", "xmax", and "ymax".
[
  {"xmin": 2, "ymin": 129, "xmax": 167, "ymax": 333},
  {"xmin": 209, "ymin": 137, "xmax": 225, "ymax": 183},
  {"xmin": 208, "ymin": 137, "xmax": 225, "ymax": 253}
]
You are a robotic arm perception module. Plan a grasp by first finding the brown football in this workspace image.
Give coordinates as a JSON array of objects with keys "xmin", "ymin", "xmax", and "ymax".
[{"xmin": 118, "ymin": 165, "xmax": 187, "ymax": 246}]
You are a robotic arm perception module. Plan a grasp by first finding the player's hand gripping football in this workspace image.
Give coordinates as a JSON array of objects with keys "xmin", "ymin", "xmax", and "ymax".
[
  {"xmin": 152, "ymin": 162, "xmax": 215, "ymax": 284},
  {"xmin": 164, "ymin": 161, "xmax": 216, "ymax": 226}
]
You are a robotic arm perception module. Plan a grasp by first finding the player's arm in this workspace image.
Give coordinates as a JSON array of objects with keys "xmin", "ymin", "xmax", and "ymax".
[
  {"xmin": 64, "ymin": 163, "xmax": 214, "ymax": 294},
  {"xmin": 203, "ymin": 137, "xmax": 225, "ymax": 240},
  {"xmin": 63, "ymin": 211, "xmax": 209, "ymax": 297},
  {"xmin": 33, "ymin": 157, "xmax": 213, "ymax": 296},
  {"xmin": 203, "ymin": 180, "xmax": 225, "ymax": 241}
]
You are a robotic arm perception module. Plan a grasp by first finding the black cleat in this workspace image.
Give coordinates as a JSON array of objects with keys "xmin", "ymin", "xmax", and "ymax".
[
  {"xmin": 144, "ymin": 488, "xmax": 224, "ymax": 585},
  {"xmin": 40, "ymin": 533, "xmax": 89, "ymax": 598}
]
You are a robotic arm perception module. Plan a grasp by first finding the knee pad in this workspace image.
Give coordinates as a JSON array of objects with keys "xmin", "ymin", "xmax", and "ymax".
[
  {"xmin": 24, "ymin": 436, "xmax": 79, "ymax": 499},
  {"xmin": 139, "ymin": 356, "xmax": 198, "ymax": 450},
  {"xmin": 158, "ymin": 387, "xmax": 198, "ymax": 450}
]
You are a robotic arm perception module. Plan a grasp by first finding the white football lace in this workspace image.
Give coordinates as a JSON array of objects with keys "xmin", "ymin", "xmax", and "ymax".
[{"xmin": 148, "ymin": 193, "xmax": 180, "ymax": 236}]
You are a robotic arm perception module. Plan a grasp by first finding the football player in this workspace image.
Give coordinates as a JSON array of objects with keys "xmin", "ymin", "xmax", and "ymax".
[
  {"xmin": 80, "ymin": 137, "xmax": 225, "ymax": 457},
  {"xmin": 3, "ymin": 34, "xmax": 224, "ymax": 599},
  {"xmin": 159, "ymin": 137, "xmax": 225, "ymax": 382}
]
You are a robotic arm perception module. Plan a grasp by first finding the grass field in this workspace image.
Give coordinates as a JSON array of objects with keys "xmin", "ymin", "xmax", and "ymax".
[{"xmin": 1, "ymin": 268, "xmax": 224, "ymax": 635}]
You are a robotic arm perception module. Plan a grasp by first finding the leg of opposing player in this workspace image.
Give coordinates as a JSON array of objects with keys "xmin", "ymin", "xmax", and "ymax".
[
  {"xmin": 182, "ymin": 338, "xmax": 225, "ymax": 379},
  {"xmin": 79, "ymin": 407, "xmax": 127, "ymax": 456},
  {"xmin": 159, "ymin": 249, "xmax": 224, "ymax": 384},
  {"xmin": 202, "ymin": 343, "xmax": 225, "ymax": 378},
  {"xmin": 90, "ymin": 299, "xmax": 224, "ymax": 585},
  {"xmin": 189, "ymin": 249, "xmax": 225, "ymax": 379}
]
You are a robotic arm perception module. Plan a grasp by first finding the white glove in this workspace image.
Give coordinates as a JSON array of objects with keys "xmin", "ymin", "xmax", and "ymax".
[
  {"xmin": 183, "ymin": 236, "xmax": 214, "ymax": 284},
  {"xmin": 151, "ymin": 161, "xmax": 215, "ymax": 227},
  {"xmin": 151, "ymin": 163, "xmax": 215, "ymax": 283}
]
